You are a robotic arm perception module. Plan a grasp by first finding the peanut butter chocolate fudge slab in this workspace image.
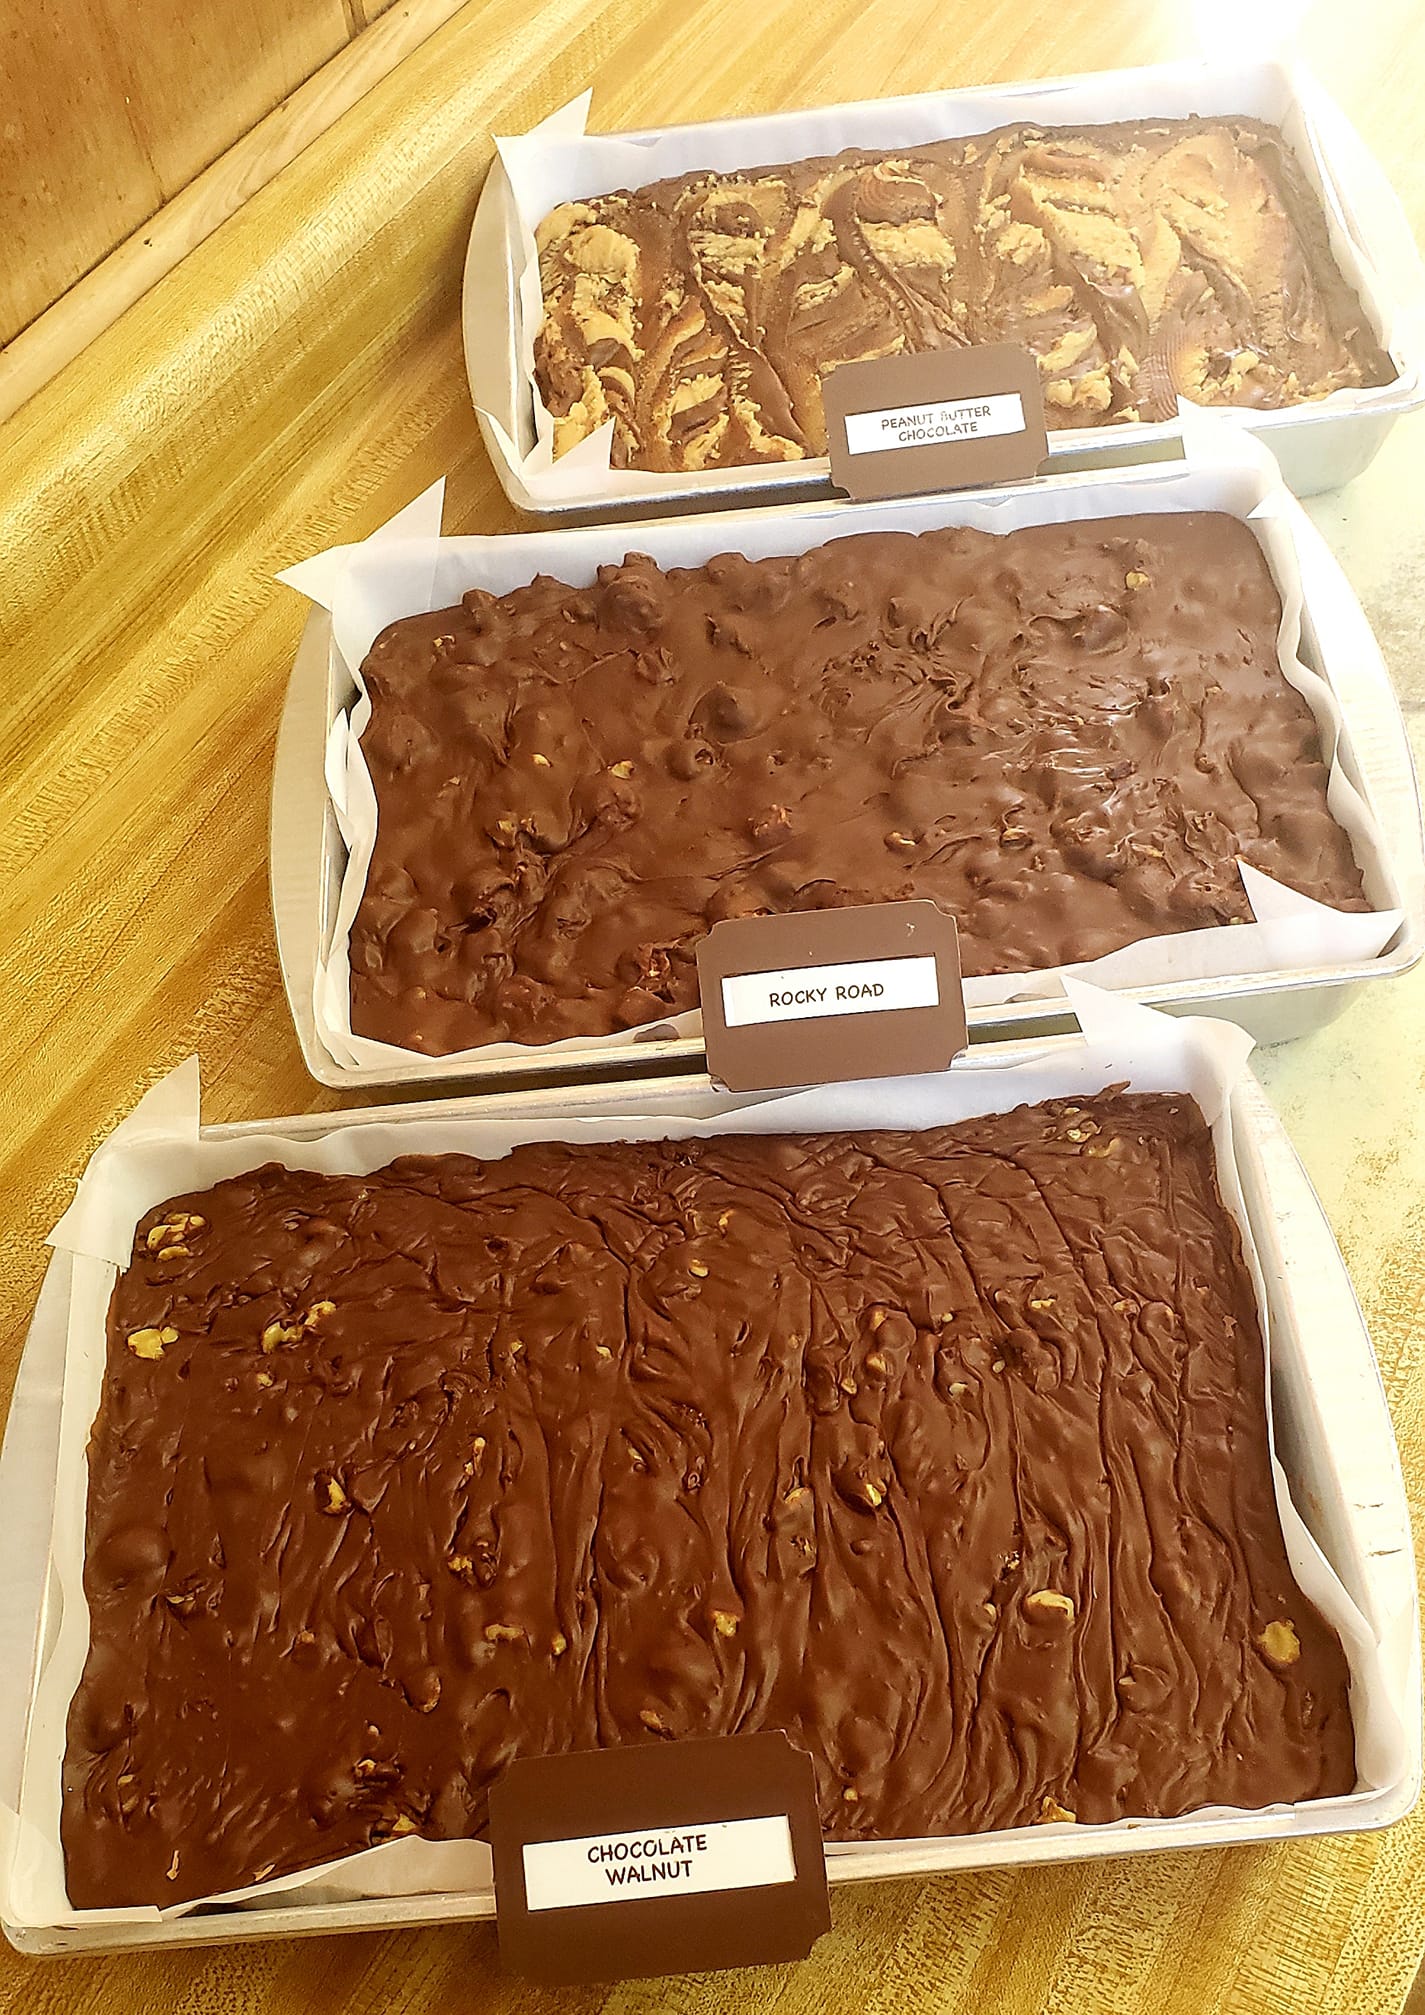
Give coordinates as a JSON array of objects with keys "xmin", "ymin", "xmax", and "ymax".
[
  {"xmin": 349, "ymin": 514, "xmax": 1366, "ymax": 1054},
  {"xmin": 64, "ymin": 1091, "xmax": 1354, "ymax": 1908},
  {"xmin": 534, "ymin": 116, "xmax": 1391, "ymax": 472}
]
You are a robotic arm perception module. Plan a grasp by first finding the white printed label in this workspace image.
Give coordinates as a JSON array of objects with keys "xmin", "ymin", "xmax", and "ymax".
[
  {"xmin": 721, "ymin": 954, "xmax": 939, "ymax": 1028},
  {"xmin": 844, "ymin": 391, "xmax": 1026, "ymax": 454},
  {"xmin": 522, "ymin": 1815, "xmax": 795, "ymax": 1913}
]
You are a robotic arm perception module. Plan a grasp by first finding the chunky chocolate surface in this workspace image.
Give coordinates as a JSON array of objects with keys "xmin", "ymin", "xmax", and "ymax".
[
  {"xmin": 350, "ymin": 514, "xmax": 1366, "ymax": 1054},
  {"xmin": 66, "ymin": 1093, "xmax": 1354, "ymax": 1910},
  {"xmin": 533, "ymin": 116, "xmax": 1390, "ymax": 471}
]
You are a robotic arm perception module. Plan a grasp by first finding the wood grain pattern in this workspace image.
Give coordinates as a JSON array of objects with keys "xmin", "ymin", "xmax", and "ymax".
[
  {"xmin": 0, "ymin": 0, "xmax": 477, "ymax": 428},
  {"xmin": 1, "ymin": 0, "xmax": 1423, "ymax": 2008},
  {"xmin": 108, "ymin": 0, "xmax": 350, "ymax": 196},
  {"xmin": 2, "ymin": 0, "xmax": 369, "ymax": 344},
  {"xmin": 0, "ymin": 1, "xmax": 165, "ymax": 341}
]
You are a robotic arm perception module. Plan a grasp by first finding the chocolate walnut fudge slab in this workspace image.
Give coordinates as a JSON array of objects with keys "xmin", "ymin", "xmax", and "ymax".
[
  {"xmin": 532, "ymin": 117, "xmax": 1391, "ymax": 473},
  {"xmin": 349, "ymin": 513, "xmax": 1367, "ymax": 1055},
  {"xmin": 63, "ymin": 1091, "xmax": 1354, "ymax": 1911}
]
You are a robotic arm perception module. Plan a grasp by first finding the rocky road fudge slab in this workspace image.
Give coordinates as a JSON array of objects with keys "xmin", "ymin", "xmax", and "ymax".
[
  {"xmin": 64, "ymin": 1091, "xmax": 1354, "ymax": 1909},
  {"xmin": 533, "ymin": 116, "xmax": 1391, "ymax": 472},
  {"xmin": 350, "ymin": 513, "xmax": 1366, "ymax": 1054}
]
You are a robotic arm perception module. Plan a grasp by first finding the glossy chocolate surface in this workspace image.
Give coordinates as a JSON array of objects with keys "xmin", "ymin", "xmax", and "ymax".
[
  {"xmin": 66, "ymin": 1092, "xmax": 1354, "ymax": 1909},
  {"xmin": 532, "ymin": 117, "xmax": 1390, "ymax": 471},
  {"xmin": 349, "ymin": 514, "xmax": 1365, "ymax": 1054}
]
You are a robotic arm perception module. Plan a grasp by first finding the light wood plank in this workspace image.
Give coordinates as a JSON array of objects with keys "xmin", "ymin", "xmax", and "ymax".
[
  {"xmin": 0, "ymin": 1, "xmax": 165, "ymax": 340},
  {"xmin": 106, "ymin": 0, "xmax": 351, "ymax": 200},
  {"xmin": 1, "ymin": 0, "xmax": 354, "ymax": 345},
  {"xmin": 0, "ymin": 0, "xmax": 479, "ymax": 424}
]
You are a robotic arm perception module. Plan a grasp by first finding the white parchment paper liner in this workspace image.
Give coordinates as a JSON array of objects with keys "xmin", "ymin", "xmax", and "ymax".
[
  {"xmin": 7, "ymin": 986, "xmax": 1408, "ymax": 1925},
  {"xmin": 480, "ymin": 60, "xmax": 1425, "ymax": 510},
  {"xmin": 279, "ymin": 420, "xmax": 1403, "ymax": 1078}
]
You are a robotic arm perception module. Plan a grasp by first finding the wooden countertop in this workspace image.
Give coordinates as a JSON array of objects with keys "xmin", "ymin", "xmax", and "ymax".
[{"xmin": 3, "ymin": 1, "xmax": 1423, "ymax": 2008}]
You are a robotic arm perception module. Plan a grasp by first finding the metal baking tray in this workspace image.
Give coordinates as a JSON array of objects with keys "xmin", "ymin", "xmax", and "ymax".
[
  {"xmin": 270, "ymin": 452, "xmax": 1423, "ymax": 1094},
  {"xmin": 0, "ymin": 1019, "xmax": 1416, "ymax": 1953},
  {"xmin": 464, "ymin": 59, "xmax": 1425, "ymax": 518}
]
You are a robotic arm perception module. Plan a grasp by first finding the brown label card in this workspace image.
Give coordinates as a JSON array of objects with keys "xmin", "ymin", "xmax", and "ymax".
[
  {"xmin": 824, "ymin": 343, "xmax": 1049, "ymax": 500},
  {"xmin": 696, "ymin": 900, "xmax": 967, "ymax": 1093},
  {"xmin": 489, "ymin": 1731, "xmax": 831, "ymax": 1985}
]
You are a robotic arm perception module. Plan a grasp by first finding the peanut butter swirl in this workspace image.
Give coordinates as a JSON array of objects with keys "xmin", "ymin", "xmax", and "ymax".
[
  {"xmin": 65, "ymin": 1093, "xmax": 1354, "ymax": 1909},
  {"xmin": 532, "ymin": 117, "xmax": 1390, "ymax": 470},
  {"xmin": 348, "ymin": 514, "xmax": 1366, "ymax": 1055}
]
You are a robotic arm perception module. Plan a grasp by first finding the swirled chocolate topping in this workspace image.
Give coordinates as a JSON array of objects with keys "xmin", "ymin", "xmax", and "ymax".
[
  {"xmin": 65, "ymin": 1092, "xmax": 1353, "ymax": 1909},
  {"xmin": 533, "ymin": 117, "xmax": 1390, "ymax": 471}
]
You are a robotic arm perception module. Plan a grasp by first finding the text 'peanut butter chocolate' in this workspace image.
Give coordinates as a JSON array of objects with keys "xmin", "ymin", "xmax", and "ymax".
[
  {"xmin": 65, "ymin": 1092, "xmax": 1354, "ymax": 1910},
  {"xmin": 533, "ymin": 117, "xmax": 1390, "ymax": 472},
  {"xmin": 349, "ymin": 515, "xmax": 1365, "ymax": 1055}
]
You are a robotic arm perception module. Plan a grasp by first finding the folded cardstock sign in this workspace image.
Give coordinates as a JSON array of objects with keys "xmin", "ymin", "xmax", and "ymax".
[
  {"xmin": 824, "ymin": 343, "xmax": 1050, "ymax": 499},
  {"xmin": 697, "ymin": 900, "xmax": 968, "ymax": 1091},
  {"xmin": 489, "ymin": 1732, "xmax": 831, "ymax": 1984}
]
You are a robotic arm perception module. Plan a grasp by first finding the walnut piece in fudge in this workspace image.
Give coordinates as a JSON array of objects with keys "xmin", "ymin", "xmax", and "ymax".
[
  {"xmin": 533, "ymin": 117, "xmax": 1389, "ymax": 471},
  {"xmin": 64, "ymin": 1092, "xmax": 1354, "ymax": 1907}
]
